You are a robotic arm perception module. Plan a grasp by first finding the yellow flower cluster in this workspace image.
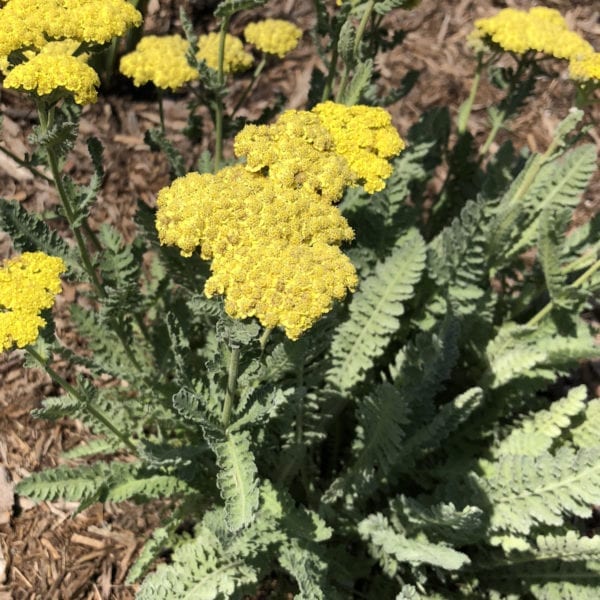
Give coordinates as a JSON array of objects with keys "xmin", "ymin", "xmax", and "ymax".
[
  {"xmin": 156, "ymin": 103, "xmax": 404, "ymax": 339},
  {"xmin": 313, "ymin": 101, "xmax": 405, "ymax": 193},
  {"xmin": 0, "ymin": 252, "xmax": 66, "ymax": 352},
  {"xmin": 570, "ymin": 52, "xmax": 600, "ymax": 82},
  {"xmin": 196, "ymin": 32, "xmax": 253, "ymax": 74},
  {"xmin": 474, "ymin": 7, "xmax": 592, "ymax": 60},
  {"xmin": 0, "ymin": 0, "xmax": 142, "ymax": 57},
  {"xmin": 3, "ymin": 51, "xmax": 100, "ymax": 104},
  {"xmin": 244, "ymin": 19, "xmax": 302, "ymax": 58},
  {"xmin": 234, "ymin": 110, "xmax": 354, "ymax": 203},
  {"xmin": 120, "ymin": 35, "xmax": 199, "ymax": 90},
  {"xmin": 0, "ymin": 0, "xmax": 141, "ymax": 104}
]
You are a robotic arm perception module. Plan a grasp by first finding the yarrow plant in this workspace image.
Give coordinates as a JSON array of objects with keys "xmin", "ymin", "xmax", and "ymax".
[{"xmin": 1, "ymin": 1, "xmax": 600, "ymax": 599}]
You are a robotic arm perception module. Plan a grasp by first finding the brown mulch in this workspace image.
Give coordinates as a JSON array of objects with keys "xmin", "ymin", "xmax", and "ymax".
[{"xmin": 1, "ymin": 1, "xmax": 599, "ymax": 598}]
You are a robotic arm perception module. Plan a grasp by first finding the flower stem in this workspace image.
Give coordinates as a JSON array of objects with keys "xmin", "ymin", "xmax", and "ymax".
[
  {"xmin": 37, "ymin": 102, "xmax": 143, "ymax": 374},
  {"xmin": 157, "ymin": 89, "xmax": 166, "ymax": 133},
  {"xmin": 214, "ymin": 17, "xmax": 230, "ymax": 172},
  {"xmin": 25, "ymin": 346, "xmax": 137, "ymax": 452},
  {"xmin": 457, "ymin": 55, "xmax": 482, "ymax": 134},
  {"xmin": 0, "ymin": 143, "xmax": 53, "ymax": 182},
  {"xmin": 232, "ymin": 56, "xmax": 267, "ymax": 117},
  {"xmin": 221, "ymin": 344, "xmax": 240, "ymax": 429},
  {"xmin": 335, "ymin": 0, "xmax": 375, "ymax": 103},
  {"xmin": 526, "ymin": 258, "xmax": 600, "ymax": 327}
]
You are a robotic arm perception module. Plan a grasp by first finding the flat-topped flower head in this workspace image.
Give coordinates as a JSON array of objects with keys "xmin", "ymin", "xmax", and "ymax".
[
  {"xmin": 155, "ymin": 160, "xmax": 358, "ymax": 339},
  {"xmin": 312, "ymin": 101, "xmax": 405, "ymax": 194},
  {"xmin": 120, "ymin": 35, "xmax": 199, "ymax": 90},
  {"xmin": 474, "ymin": 7, "xmax": 592, "ymax": 61},
  {"xmin": 196, "ymin": 32, "xmax": 253, "ymax": 74},
  {"xmin": 234, "ymin": 110, "xmax": 354, "ymax": 203},
  {"xmin": 569, "ymin": 52, "xmax": 600, "ymax": 82},
  {"xmin": 0, "ymin": 0, "xmax": 141, "ymax": 57},
  {"xmin": 205, "ymin": 240, "xmax": 357, "ymax": 340},
  {"xmin": 0, "ymin": 252, "xmax": 66, "ymax": 352},
  {"xmin": 3, "ymin": 51, "xmax": 100, "ymax": 104},
  {"xmin": 155, "ymin": 165, "xmax": 354, "ymax": 260},
  {"xmin": 244, "ymin": 19, "xmax": 302, "ymax": 58}
]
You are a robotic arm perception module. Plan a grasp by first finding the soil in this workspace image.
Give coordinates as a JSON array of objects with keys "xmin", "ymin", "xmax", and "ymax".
[{"xmin": 1, "ymin": 0, "xmax": 599, "ymax": 598}]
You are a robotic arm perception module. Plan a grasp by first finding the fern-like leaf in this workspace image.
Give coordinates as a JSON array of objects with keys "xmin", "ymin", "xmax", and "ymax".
[
  {"xmin": 0, "ymin": 198, "xmax": 73, "ymax": 265},
  {"xmin": 327, "ymin": 228, "xmax": 426, "ymax": 391},
  {"xmin": 478, "ymin": 446, "xmax": 600, "ymax": 536},
  {"xmin": 16, "ymin": 461, "xmax": 136, "ymax": 503},
  {"xmin": 278, "ymin": 540, "xmax": 328, "ymax": 600},
  {"xmin": 493, "ymin": 385, "xmax": 587, "ymax": 457},
  {"xmin": 358, "ymin": 513, "xmax": 470, "ymax": 572}
]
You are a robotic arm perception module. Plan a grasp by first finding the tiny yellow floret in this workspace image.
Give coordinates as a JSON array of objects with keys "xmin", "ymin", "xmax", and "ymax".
[
  {"xmin": 0, "ymin": 252, "xmax": 66, "ymax": 352},
  {"xmin": 312, "ymin": 101, "xmax": 405, "ymax": 193},
  {"xmin": 196, "ymin": 32, "xmax": 253, "ymax": 74},
  {"xmin": 120, "ymin": 35, "xmax": 199, "ymax": 90},
  {"xmin": 3, "ymin": 52, "xmax": 100, "ymax": 104},
  {"xmin": 244, "ymin": 19, "xmax": 302, "ymax": 58}
]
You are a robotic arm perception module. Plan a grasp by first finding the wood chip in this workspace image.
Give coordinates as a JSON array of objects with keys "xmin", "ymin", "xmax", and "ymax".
[{"xmin": 70, "ymin": 533, "xmax": 105, "ymax": 550}]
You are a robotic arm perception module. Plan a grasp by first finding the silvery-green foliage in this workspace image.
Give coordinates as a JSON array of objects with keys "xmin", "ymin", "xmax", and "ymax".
[{"xmin": 9, "ymin": 12, "xmax": 600, "ymax": 599}]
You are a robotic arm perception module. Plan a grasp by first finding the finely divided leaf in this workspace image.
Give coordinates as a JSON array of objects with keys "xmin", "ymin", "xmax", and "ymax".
[{"xmin": 328, "ymin": 228, "xmax": 426, "ymax": 391}]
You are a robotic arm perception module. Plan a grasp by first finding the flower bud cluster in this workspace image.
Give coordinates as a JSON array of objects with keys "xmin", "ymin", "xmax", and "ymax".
[
  {"xmin": 0, "ymin": 252, "xmax": 66, "ymax": 352},
  {"xmin": 156, "ymin": 103, "xmax": 404, "ymax": 339}
]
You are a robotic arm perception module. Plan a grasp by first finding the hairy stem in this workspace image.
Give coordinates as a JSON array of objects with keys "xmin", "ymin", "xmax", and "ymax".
[
  {"xmin": 25, "ymin": 346, "xmax": 137, "ymax": 452},
  {"xmin": 221, "ymin": 345, "xmax": 240, "ymax": 428},
  {"xmin": 527, "ymin": 258, "xmax": 600, "ymax": 327},
  {"xmin": 232, "ymin": 56, "xmax": 267, "ymax": 117},
  {"xmin": 335, "ymin": 0, "xmax": 375, "ymax": 103},
  {"xmin": 214, "ymin": 17, "xmax": 230, "ymax": 172},
  {"xmin": 457, "ymin": 55, "xmax": 482, "ymax": 134},
  {"xmin": 0, "ymin": 143, "xmax": 53, "ymax": 182}
]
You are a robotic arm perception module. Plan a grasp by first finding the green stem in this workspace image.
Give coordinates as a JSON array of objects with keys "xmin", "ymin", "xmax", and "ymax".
[
  {"xmin": 526, "ymin": 257, "xmax": 600, "ymax": 327},
  {"xmin": 157, "ymin": 89, "xmax": 165, "ymax": 133},
  {"xmin": 0, "ymin": 143, "xmax": 53, "ymax": 182},
  {"xmin": 259, "ymin": 327, "xmax": 273, "ymax": 352},
  {"xmin": 25, "ymin": 346, "xmax": 137, "ymax": 452},
  {"xmin": 457, "ymin": 55, "xmax": 482, "ymax": 134},
  {"xmin": 479, "ymin": 55, "xmax": 531, "ymax": 156},
  {"xmin": 321, "ymin": 35, "xmax": 339, "ymax": 102},
  {"xmin": 335, "ymin": 0, "xmax": 375, "ymax": 103},
  {"xmin": 38, "ymin": 104, "xmax": 104, "ymax": 296},
  {"xmin": 232, "ymin": 56, "xmax": 267, "ymax": 117},
  {"xmin": 221, "ymin": 345, "xmax": 240, "ymax": 428},
  {"xmin": 37, "ymin": 102, "xmax": 143, "ymax": 374},
  {"xmin": 213, "ymin": 17, "xmax": 230, "ymax": 172}
]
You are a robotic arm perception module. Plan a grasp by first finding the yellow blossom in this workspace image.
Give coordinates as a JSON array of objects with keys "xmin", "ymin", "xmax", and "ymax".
[
  {"xmin": 474, "ymin": 7, "xmax": 592, "ymax": 60},
  {"xmin": 312, "ymin": 101, "xmax": 405, "ymax": 193},
  {"xmin": 244, "ymin": 19, "xmax": 302, "ymax": 58},
  {"xmin": 155, "ymin": 165, "xmax": 354, "ymax": 259},
  {"xmin": 120, "ymin": 35, "xmax": 199, "ymax": 90},
  {"xmin": 0, "ymin": 0, "xmax": 141, "ymax": 57},
  {"xmin": 234, "ymin": 110, "xmax": 354, "ymax": 203},
  {"xmin": 205, "ymin": 240, "xmax": 357, "ymax": 340},
  {"xmin": 155, "ymin": 162, "xmax": 357, "ymax": 338},
  {"xmin": 569, "ymin": 52, "xmax": 600, "ymax": 82},
  {"xmin": 0, "ymin": 252, "xmax": 66, "ymax": 352},
  {"xmin": 196, "ymin": 32, "xmax": 253, "ymax": 74},
  {"xmin": 3, "ymin": 52, "xmax": 100, "ymax": 104}
]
